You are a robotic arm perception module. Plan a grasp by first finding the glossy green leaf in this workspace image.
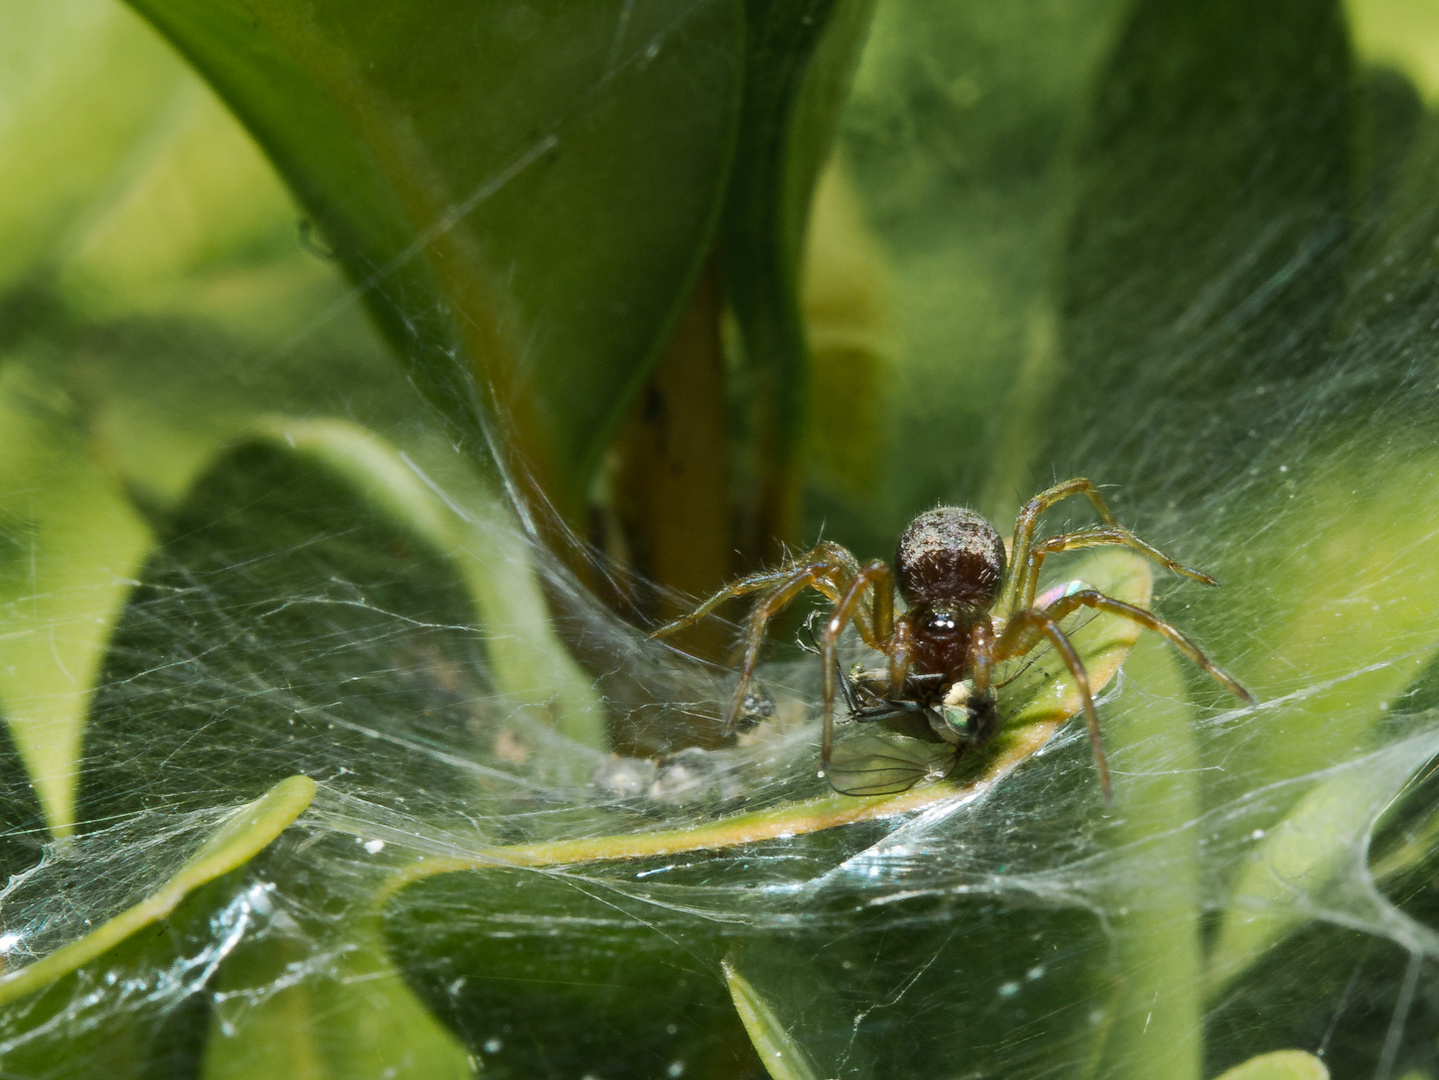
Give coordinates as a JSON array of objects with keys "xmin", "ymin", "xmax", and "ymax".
[
  {"xmin": 1204, "ymin": 455, "xmax": 1439, "ymax": 811},
  {"xmin": 1206, "ymin": 730, "xmax": 1439, "ymax": 992},
  {"xmin": 75, "ymin": 435, "xmax": 574, "ymax": 827},
  {"xmin": 0, "ymin": 0, "xmax": 189, "ymax": 290},
  {"xmin": 1088, "ymin": 637, "xmax": 1203, "ymax": 1080},
  {"xmin": 0, "ymin": 774, "xmax": 314, "ymax": 1005},
  {"xmin": 123, "ymin": 0, "xmax": 746, "ymax": 517},
  {"xmin": 1348, "ymin": 0, "xmax": 1439, "ymax": 103},
  {"xmin": 0, "ymin": 0, "xmax": 406, "ymax": 844}
]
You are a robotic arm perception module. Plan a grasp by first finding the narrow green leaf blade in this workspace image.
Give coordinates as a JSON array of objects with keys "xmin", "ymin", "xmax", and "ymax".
[{"xmin": 723, "ymin": 958, "xmax": 823, "ymax": 1080}]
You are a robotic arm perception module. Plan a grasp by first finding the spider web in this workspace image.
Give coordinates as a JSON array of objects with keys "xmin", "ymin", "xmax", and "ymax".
[{"xmin": 1, "ymin": 1, "xmax": 1438, "ymax": 1079}]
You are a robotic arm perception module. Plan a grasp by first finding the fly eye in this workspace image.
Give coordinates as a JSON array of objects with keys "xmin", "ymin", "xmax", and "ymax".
[{"xmin": 942, "ymin": 705, "xmax": 975, "ymax": 739}]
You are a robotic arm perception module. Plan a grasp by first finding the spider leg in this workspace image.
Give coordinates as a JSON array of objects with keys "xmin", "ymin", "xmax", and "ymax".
[
  {"xmin": 1014, "ymin": 526, "xmax": 1220, "ymax": 613},
  {"xmin": 886, "ymin": 617, "xmax": 916, "ymax": 699},
  {"xmin": 649, "ymin": 541, "xmax": 859, "ymax": 639},
  {"xmin": 997, "ymin": 608, "xmax": 1111, "ymax": 802},
  {"xmin": 1041, "ymin": 590, "xmax": 1255, "ymax": 705},
  {"xmin": 999, "ymin": 477, "xmax": 1116, "ymax": 616},
  {"xmin": 970, "ymin": 619, "xmax": 995, "ymax": 696},
  {"xmin": 724, "ymin": 569, "xmax": 833, "ymax": 732},
  {"xmin": 649, "ymin": 567, "xmax": 806, "ymax": 639},
  {"xmin": 821, "ymin": 560, "xmax": 902, "ymax": 767}
]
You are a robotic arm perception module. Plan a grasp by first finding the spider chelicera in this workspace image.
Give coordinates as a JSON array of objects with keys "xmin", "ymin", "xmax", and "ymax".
[{"xmin": 652, "ymin": 478, "xmax": 1254, "ymax": 800}]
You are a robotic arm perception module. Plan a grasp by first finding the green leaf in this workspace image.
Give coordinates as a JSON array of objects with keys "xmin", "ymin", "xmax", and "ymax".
[
  {"xmin": 248, "ymin": 418, "xmax": 602, "ymax": 750},
  {"xmin": 1086, "ymin": 638, "xmax": 1203, "ymax": 1080},
  {"xmin": 724, "ymin": 0, "xmax": 877, "ymax": 548},
  {"xmin": 383, "ymin": 868, "xmax": 759, "ymax": 1080},
  {"xmin": 200, "ymin": 933, "xmax": 471, "ymax": 1080},
  {"xmin": 0, "ymin": 0, "xmax": 189, "ymax": 290},
  {"xmin": 1053, "ymin": 0, "xmax": 1352, "ymax": 488},
  {"xmin": 123, "ymin": 0, "xmax": 746, "ymax": 518},
  {"xmin": 76, "ymin": 434, "xmax": 574, "ymax": 827},
  {"xmin": 1206, "ymin": 731, "xmax": 1439, "ymax": 992},
  {"xmin": 723, "ymin": 959, "xmax": 822, "ymax": 1080},
  {"xmin": 1212, "ymin": 1049, "xmax": 1329, "ymax": 1080},
  {"xmin": 1208, "ymin": 456, "xmax": 1439, "ymax": 807},
  {"xmin": 0, "ymin": 774, "xmax": 314, "ymax": 1005},
  {"xmin": 0, "ymin": 0, "xmax": 421, "ymax": 843},
  {"xmin": 0, "ymin": 364, "xmax": 153, "ymax": 837},
  {"xmin": 1348, "ymin": 0, "xmax": 1439, "ymax": 103}
]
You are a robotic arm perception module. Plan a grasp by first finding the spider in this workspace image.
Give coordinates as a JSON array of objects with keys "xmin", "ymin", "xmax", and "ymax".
[{"xmin": 651, "ymin": 478, "xmax": 1254, "ymax": 800}]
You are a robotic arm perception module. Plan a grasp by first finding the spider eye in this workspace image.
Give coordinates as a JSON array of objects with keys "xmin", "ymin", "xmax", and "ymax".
[{"xmin": 923, "ymin": 608, "xmax": 961, "ymax": 636}]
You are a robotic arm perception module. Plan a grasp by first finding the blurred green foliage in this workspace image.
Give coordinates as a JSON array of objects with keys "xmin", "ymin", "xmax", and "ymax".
[{"xmin": 2, "ymin": 0, "xmax": 1439, "ymax": 1077}]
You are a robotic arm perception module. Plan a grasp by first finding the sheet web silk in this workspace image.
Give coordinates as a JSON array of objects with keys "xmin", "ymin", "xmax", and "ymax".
[{"xmin": 1, "ymin": 0, "xmax": 1439, "ymax": 1078}]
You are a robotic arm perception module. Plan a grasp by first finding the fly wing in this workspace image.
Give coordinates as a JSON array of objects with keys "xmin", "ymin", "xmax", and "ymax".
[{"xmin": 825, "ymin": 733, "xmax": 954, "ymax": 796}]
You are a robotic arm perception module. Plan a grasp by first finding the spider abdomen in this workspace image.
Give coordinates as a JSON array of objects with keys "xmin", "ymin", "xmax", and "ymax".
[{"xmin": 895, "ymin": 507, "xmax": 1006, "ymax": 608}]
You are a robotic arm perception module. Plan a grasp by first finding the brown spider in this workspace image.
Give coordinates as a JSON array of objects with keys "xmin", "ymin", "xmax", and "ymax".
[{"xmin": 651, "ymin": 478, "xmax": 1254, "ymax": 800}]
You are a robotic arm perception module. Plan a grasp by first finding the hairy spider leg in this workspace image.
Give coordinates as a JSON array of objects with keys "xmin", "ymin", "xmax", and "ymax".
[
  {"xmin": 722, "ymin": 547, "xmax": 878, "ymax": 733},
  {"xmin": 998, "ymin": 477, "xmax": 1118, "ymax": 616},
  {"xmin": 649, "ymin": 541, "xmax": 861, "ymax": 639},
  {"xmin": 996, "ymin": 607, "xmax": 1112, "ymax": 802},
  {"xmin": 1014, "ymin": 526, "xmax": 1220, "ymax": 613},
  {"xmin": 969, "ymin": 619, "xmax": 997, "ymax": 696},
  {"xmin": 1039, "ymin": 590, "xmax": 1255, "ymax": 705},
  {"xmin": 820, "ymin": 560, "xmax": 902, "ymax": 766}
]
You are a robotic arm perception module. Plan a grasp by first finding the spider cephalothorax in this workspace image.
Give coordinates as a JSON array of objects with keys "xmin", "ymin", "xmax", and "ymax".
[
  {"xmin": 653, "ymin": 478, "xmax": 1254, "ymax": 800},
  {"xmin": 892, "ymin": 506, "xmax": 1006, "ymax": 685}
]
